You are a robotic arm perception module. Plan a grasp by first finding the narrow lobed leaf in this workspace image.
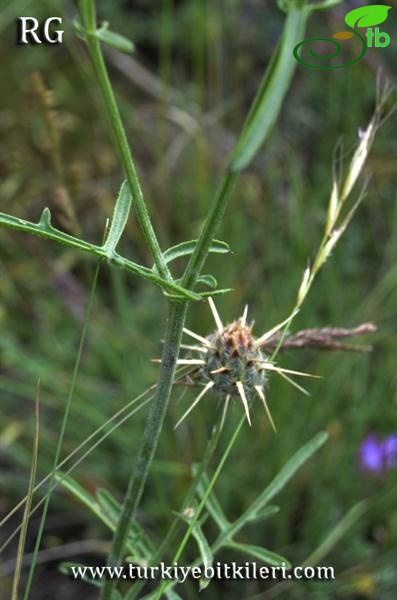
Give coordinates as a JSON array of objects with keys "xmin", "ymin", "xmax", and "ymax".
[
  {"xmin": 55, "ymin": 472, "xmax": 105, "ymax": 524},
  {"xmin": 96, "ymin": 27, "xmax": 135, "ymax": 53},
  {"xmin": 0, "ymin": 211, "xmax": 201, "ymax": 301},
  {"xmin": 103, "ymin": 180, "xmax": 133, "ymax": 254},
  {"xmin": 96, "ymin": 488, "xmax": 155, "ymax": 556},
  {"xmin": 193, "ymin": 468, "xmax": 230, "ymax": 532},
  {"xmin": 190, "ymin": 521, "xmax": 213, "ymax": 571},
  {"xmin": 157, "ymin": 238, "xmax": 230, "ymax": 271},
  {"xmin": 226, "ymin": 541, "xmax": 291, "ymax": 568},
  {"xmin": 196, "ymin": 274, "xmax": 218, "ymax": 289}
]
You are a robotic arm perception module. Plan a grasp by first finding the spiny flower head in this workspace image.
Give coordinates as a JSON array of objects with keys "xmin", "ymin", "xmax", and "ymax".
[
  {"xmin": 174, "ymin": 299, "xmax": 315, "ymax": 431},
  {"xmin": 202, "ymin": 319, "xmax": 267, "ymax": 396}
]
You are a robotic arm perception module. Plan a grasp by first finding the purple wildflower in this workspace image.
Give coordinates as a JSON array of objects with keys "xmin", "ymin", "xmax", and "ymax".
[
  {"xmin": 359, "ymin": 433, "xmax": 397, "ymax": 474},
  {"xmin": 384, "ymin": 434, "xmax": 397, "ymax": 469},
  {"xmin": 359, "ymin": 434, "xmax": 383, "ymax": 473}
]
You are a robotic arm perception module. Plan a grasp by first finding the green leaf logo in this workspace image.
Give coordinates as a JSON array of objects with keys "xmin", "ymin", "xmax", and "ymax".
[{"xmin": 345, "ymin": 5, "xmax": 391, "ymax": 28}]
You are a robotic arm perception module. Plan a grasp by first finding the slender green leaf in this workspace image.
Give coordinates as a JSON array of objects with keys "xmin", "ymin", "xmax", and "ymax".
[
  {"xmin": 190, "ymin": 521, "xmax": 213, "ymax": 571},
  {"xmin": 230, "ymin": 6, "xmax": 308, "ymax": 170},
  {"xmin": 72, "ymin": 16, "xmax": 86, "ymax": 41},
  {"xmin": 160, "ymin": 239, "xmax": 230, "ymax": 268},
  {"xmin": 165, "ymin": 591, "xmax": 183, "ymax": 600},
  {"xmin": 55, "ymin": 472, "xmax": 106, "ymax": 525},
  {"xmin": 97, "ymin": 489, "xmax": 155, "ymax": 556},
  {"xmin": 175, "ymin": 274, "xmax": 218, "ymax": 290},
  {"xmin": 96, "ymin": 26, "xmax": 135, "ymax": 53},
  {"xmin": 103, "ymin": 180, "xmax": 132, "ymax": 254},
  {"xmin": 0, "ymin": 209, "xmax": 97, "ymax": 253},
  {"xmin": 236, "ymin": 432, "xmax": 328, "ymax": 527},
  {"xmin": 227, "ymin": 541, "xmax": 290, "ymax": 568},
  {"xmin": 175, "ymin": 510, "xmax": 213, "ymax": 570},
  {"xmin": 303, "ymin": 500, "xmax": 368, "ymax": 567},
  {"xmin": 194, "ymin": 468, "xmax": 229, "ymax": 532},
  {"xmin": 198, "ymin": 288, "xmax": 233, "ymax": 298},
  {"xmin": 246, "ymin": 505, "xmax": 280, "ymax": 523},
  {"xmin": 169, "ymin": 512, "xmax": 213, "ymax": 593},
  {"xmin": 96, "ymin": 488, "xmax": 120, "ymax": 525},
  {"xmin": 199, "ymin": 578, "xmax": 211, "ymax": 591},
  {"xmin": 57, "ymin": 475, "xmax": 152, "ymax": 562},
  {"xmin": 196, "ymin": 274, "xmax": 217, "ymax": 289}
]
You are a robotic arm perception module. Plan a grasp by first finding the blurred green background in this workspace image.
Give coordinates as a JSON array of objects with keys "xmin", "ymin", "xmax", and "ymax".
[{"xmin": 0, "ymin": 0, "xmax": 397, "ymax": 598}]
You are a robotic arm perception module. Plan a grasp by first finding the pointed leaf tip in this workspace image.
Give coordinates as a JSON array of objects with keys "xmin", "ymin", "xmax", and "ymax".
[{"xmin": 38, "ymin": 207, "xmax": 52, "ymax": 229}]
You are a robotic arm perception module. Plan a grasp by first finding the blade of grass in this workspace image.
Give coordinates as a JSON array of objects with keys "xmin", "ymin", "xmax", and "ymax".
[
  {"xmin": 265, "ymin": 500, "xmax": 368, "ymax": 599},
  {"xmin": 303, "ymin": 500, "xmax": 368, "ymax": 567},
  {"xmin": 0, "ymin": 384, "xmax": 154, "ymax": 536},
  {"xmin": 0, "ymin": 366, "xmax": 193, "ymax": 557},
  {"xmin": 22, "ymin": 261, "xmax": 101, "ymax": 599},
  {"xmin": 11, "ymin": 382, "xmax": 40, "ymax": 600},
  {"xmin": 1, "ymin": 394, "xmax": 153, "ymax": 558}
]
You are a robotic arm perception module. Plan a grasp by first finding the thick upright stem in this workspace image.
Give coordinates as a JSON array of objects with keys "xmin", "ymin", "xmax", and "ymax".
[
  {"xmin": 100, "ymin": 300, "xmax": 187, "ymax": 600},
  {"xmin": 182, "ymin": 171, "xmax": 237, "ymax": 289}
]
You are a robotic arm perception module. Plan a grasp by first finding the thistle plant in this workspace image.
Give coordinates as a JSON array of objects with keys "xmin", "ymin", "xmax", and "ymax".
[{"xmin": 0, "ymin": 0, "xmax": 392, "ymax": 598}]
